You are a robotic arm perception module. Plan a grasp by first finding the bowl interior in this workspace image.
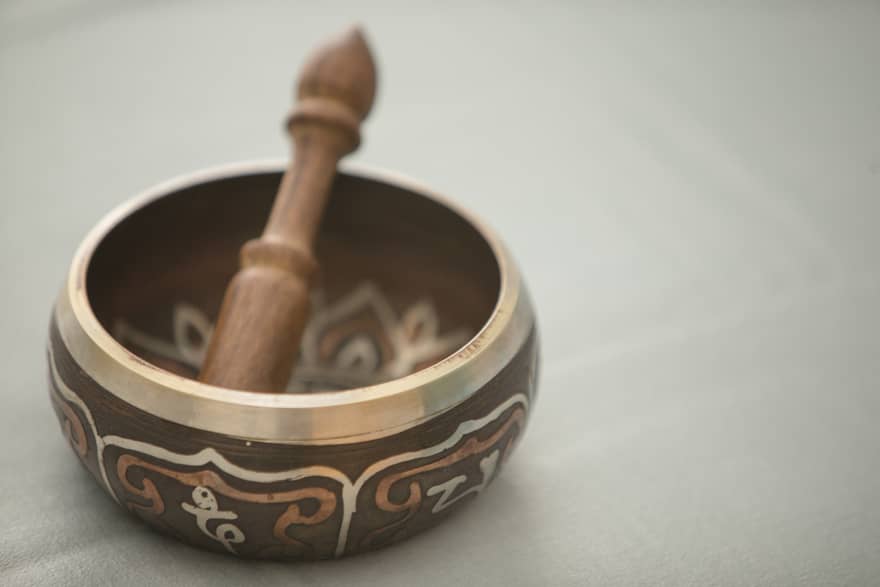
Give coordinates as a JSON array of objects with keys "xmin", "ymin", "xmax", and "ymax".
[{"xmin": 85, "ymin": 170, "xmax": 500, "ymax": 392}]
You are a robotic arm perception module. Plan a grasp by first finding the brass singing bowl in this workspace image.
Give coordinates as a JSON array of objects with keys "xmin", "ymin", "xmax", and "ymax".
[{"xmin": 47, "ymin": 161, "xmax": 539, "ymax": 560}]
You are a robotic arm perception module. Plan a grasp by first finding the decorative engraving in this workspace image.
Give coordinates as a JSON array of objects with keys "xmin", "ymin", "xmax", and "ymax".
[
  {"xmin": 116, "ymin": 454, "xmax": 165, "ymax": 515},
  {"xmin": 113, "ymin": 450, "xmax": 341, "ymax": 556},
  {"xmin": 51, "ymin": 392, "xmax": 88, "ymax": 458},
  {"xmin": 48, "ymin": 344, "xmax": 530, "ymax": 559},
  {"xmin": 48, "ymin": 354, "xmax": 117, "ymax": 503},
  {"xmin": 181, "ymin": 486, "xmax": 245, "ymax": 553},
  {"xmin": 342, "ymin": 394, "xmax": 530, "ymax": 555},
  {"xmin": 113, "ymin": 282, "xmax": 472, "ymax": 391},
  {"xmin": 361, "ymin": 406, "xmax": 525, "ymax": 547},
  {"xmin": 272, "ymin": 492, "xmax": 337, "ymax": 553},
  {"xmin": 426, "ymin": 450, "xmax": 499, "ymax": 514}
]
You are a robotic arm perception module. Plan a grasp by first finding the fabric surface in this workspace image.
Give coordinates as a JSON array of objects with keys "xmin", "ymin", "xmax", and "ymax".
[{"xmin": 2, "ymin": 1, "xmax": 879, "ymax": 585}]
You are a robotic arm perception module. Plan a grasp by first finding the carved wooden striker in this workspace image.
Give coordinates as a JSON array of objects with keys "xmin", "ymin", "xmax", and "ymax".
[{"xmin": 199, "ymin": 27, "xmax": 377, "ymax": 392}]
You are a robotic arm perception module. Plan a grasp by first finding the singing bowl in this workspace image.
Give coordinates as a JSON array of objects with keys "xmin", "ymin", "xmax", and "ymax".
[{"xmin": 47, "ymin": 161, "xmax": 539, "ymax": 560}]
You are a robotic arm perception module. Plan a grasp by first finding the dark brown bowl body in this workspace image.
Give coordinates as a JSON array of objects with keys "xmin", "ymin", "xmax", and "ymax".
[{"xmin": 47, "ymin": 162, "xmax": 539, "ymax": 560}]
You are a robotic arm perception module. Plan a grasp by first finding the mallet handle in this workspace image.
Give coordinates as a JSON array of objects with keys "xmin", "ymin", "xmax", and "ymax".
[{"xmin": 199, "ymin": 27, "xmax": 377, "ymax": 392}]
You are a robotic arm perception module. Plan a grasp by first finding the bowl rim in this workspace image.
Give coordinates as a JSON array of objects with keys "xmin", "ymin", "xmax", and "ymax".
[{"xmin": 53, "ymin": 160, "xmax": 534, "ymax": 444}]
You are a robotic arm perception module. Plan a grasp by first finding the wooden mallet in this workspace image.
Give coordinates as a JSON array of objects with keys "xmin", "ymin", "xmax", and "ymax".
[{"xmin": 199, "ymin": 26, "xmax": 377, "ymax": 392}]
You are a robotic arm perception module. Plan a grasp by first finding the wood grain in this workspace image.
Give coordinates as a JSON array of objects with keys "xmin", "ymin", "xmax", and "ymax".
[{"xmin": 199, "ymin": 27, "xmax": 377, "ymax": 392}]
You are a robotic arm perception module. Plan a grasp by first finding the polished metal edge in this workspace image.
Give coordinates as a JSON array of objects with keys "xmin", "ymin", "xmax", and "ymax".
[{"xmin": 54, "ymin": 161, "xmax": 535, "ymax": 444}]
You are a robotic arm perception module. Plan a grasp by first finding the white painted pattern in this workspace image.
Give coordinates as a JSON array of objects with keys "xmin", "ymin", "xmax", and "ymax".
[
  {"xmin": 114, "ymin": 282, "xmax": 472, "ymax": 391},
  {"xmin": 181, "ymin": 486, "xmax": 245, "ymax": 553},
  {"xmin": 300, "ymin": 283, "xmax": 472, "ymax": 381},
  {"xmin": 426, "ymin": 450, "xmax": 500, "ymax": 514}
]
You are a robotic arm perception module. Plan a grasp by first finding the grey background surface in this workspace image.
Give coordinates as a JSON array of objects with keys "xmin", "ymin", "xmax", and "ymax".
[{"xmin": 2, "ymin": 1, "xmax": 880, "ymax": 585}]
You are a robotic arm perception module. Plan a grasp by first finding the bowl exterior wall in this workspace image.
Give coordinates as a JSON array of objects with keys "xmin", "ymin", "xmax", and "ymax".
[{"xmin": 47, "ymin": 311, "xmax": 538, "ymax": 560}]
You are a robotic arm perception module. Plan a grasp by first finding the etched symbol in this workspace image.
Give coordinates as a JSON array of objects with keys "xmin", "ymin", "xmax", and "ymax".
[
  {"xmin": 426, "ymin": 450, "xmax": 500, "ymax": 513},
  {"xmin": 181, "ymin": 486, "xmax": 245, "ymax": 553}
]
